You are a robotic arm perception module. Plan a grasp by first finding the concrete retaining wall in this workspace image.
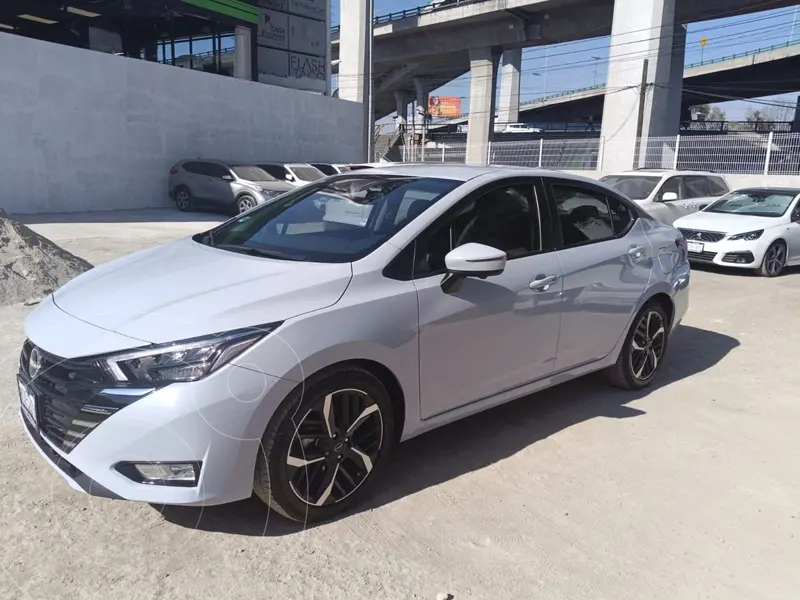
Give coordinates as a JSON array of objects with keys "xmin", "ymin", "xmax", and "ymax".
[{"xmin": 0, "ymin": 34, "xmax": 364, "ymax": 215}]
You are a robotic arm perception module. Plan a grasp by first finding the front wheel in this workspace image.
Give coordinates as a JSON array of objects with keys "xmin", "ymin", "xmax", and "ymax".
[
  {"xmin": 757, "ymin": 241, "xmax": 786, "ymax": 277},
  {"xmin": 236, "ymin": 194, "xmax": 257, "ymax": 214},
  {"xmin": 253, "ymin": 366, "xmax": 396, "ymax": 523},
  {"xmin": 605, "ymin": 302, "xmax": 670, "ymax": 390},
  {"xmin": 174, "ymin": 187, "xmax": 193, "ymax": 212}
]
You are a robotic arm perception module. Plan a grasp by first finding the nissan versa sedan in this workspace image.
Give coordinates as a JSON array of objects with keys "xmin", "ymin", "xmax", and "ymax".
[
  {"xmin": 674, "ymin": 188, "xmax": 800, "ymax": 277},
  {"xmin": 19, "ymin": 165, "xmax": 690, "ymax": 523}
]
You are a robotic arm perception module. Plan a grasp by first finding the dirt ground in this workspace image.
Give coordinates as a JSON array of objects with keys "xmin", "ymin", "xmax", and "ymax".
[{"xmin": 0, "ymin": 209, "xmax": 798, "ymax": 600}]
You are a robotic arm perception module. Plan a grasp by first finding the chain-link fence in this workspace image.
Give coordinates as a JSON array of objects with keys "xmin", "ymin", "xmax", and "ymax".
[
  {"xmin": 636, "ymin": 133, "xmax": 800, "ymax": 175},
  {"xmin": 404, "ymin": 138, "xmax": 602, "ymax": 170}
]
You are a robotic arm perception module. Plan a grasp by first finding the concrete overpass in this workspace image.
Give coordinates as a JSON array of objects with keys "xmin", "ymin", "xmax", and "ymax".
[
  {"xmin": 427, "ymin": 40, "xmax": 800, "ymax": 130},
  {"xmin": 335, "ymin": 0, "xmax": 800, "ymax": 167}
]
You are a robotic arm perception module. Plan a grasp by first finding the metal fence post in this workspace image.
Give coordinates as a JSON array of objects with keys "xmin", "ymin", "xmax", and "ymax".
[
  {"xmin": 538, "ymin": 138, "xmax": 544, "ymax": 167},
  {"xmin": 442, "ymin": 145, "xmax": 446, "ymax": 162},
  {"xmin": 487, "ymin": 141, "xmax": 492, "ymax": 166},
  {"xmin": 764, "ymin": 131, "xmax": 774, "ymax": 175},
  {"xmin": 672, "ymin": 135, "xmax": 680, "ymax": 169},
  {"xmin": 597, "ymin": 137, "xmax": 605, "ymax": 170}
]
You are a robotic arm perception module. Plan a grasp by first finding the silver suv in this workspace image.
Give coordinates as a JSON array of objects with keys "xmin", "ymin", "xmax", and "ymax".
[
  {"xmin": 600, "ymin": 169, "xmax": 730, "ymax": 226},
  {"xmin": 168, "ymin": 160, "xmax": 294, "ymax": 214}
]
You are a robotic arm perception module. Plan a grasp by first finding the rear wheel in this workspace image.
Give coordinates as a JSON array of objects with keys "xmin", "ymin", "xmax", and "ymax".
[
  {"xmin": 236, "ymin": 194, "xmax": 257, "ymax": 214},
  {"xmin": 605, "ymin": 302, "xmax": 670, "ymax": 390},
  {"xmin": 253, "ymin": 366, "xmax": 396, "ymax": 523},
  {"xmin": 757, "ymin": 241, "xmax": 786, "ymax": 277},
  {"xmin": 174, "ymin": 187, "xmax": 192, "ymax": 211}
]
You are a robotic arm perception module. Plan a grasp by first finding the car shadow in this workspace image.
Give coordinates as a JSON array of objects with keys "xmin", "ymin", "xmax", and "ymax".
[
  {"xmin": 14, "ymin": 208, "xmax": 227, "ymax": 225},
  {"xmin": 158, "ymin": 324, "xmax": 739, "ymax": 536}
]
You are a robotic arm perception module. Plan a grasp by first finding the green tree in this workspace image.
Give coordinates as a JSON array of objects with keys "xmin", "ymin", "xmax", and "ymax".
[{"xmin": 708, "ymin": 106, "xmax": 726, "ymax": 121}]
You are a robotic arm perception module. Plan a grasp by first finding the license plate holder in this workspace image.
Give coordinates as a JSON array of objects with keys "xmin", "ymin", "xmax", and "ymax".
[
  {"xmin": 687, "ymin": 241, "xmax": 704, "ymax": 253},
  {"xmin": 18, "ymin": 379, "xmax": 37, "ymax": 427}
]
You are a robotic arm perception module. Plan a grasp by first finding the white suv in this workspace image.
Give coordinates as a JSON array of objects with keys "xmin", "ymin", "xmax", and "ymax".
[{"xmin": 600, "ymin": 169, "xmax": 730, "ymax": 226}]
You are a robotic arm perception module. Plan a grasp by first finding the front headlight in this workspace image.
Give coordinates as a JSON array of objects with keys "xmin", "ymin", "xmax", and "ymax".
[
  {"xmin": 100, "ymin": 324, "xmax": 281, "ymax": 385},
  {"xmin": 260, "ymin": 188, "xmax": 280, "ymax": 197},
  {"xmin": 728, "ymin": 230, "xmax": 763, "ymax": 241}
]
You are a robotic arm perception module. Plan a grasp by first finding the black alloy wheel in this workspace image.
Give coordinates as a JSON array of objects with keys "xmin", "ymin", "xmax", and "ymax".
[
  {"xmin": 606, "ymin": 301, "xmax": 670, "ymax": 390},
  {"xmin": 758, "ymin": 241, "xmax": 786, "ymax": 277},
  {"xmin": 286, "ymin": 389, "xmax": 383, "ymax": 507},
  {"xmin": 629, "ymin": 308, "xmax": 667, "ymax": 383},
  {"xmin": 253, "ymin": 366, "xmax": 396, "ymax": 522}
]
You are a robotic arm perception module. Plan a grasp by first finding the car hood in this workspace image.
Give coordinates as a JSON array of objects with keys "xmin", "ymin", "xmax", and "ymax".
[
  {"xmin": 673, "ymin": 211, "xmax": 782, "ymax": 234},
  {"xmin": 51, "ymin": 237, "xmax": 352, "ymax": 344},
  {"xmin": 247, "ymin": 180, "xmax": 293, "ymax": 192}
]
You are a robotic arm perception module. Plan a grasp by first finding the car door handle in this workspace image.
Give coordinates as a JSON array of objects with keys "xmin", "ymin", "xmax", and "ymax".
[
  {"xmin": 529, "ymin": 275, "xmax": 559, "ymax": 291},
  {"xmin": 628, "ymin": 246, "xmax": 646, "ymax": 260}
]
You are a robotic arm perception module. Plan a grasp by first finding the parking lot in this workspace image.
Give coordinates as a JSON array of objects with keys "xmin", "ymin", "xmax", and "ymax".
[{"xmin": 1, "ymin": 210, "xmax": 799, "ymax": 600}]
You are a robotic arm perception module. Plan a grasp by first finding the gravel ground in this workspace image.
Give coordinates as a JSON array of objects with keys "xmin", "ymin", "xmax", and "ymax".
[{"xmin": 0, "ymin": 210, "xmax": 798, "ymax": 600}]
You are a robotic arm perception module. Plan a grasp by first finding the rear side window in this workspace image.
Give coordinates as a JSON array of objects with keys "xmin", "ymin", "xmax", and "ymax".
[
  {"xmin": 605, "ymin": 194, "xmax": 634, "ymax": 235},
  {"xmin": 182, "ymin": 161, "xmax": 207, "ymax": 175},
  {"xmin": 313, "ymin": 164, "xmax": 338, "ymax": 176},
  {"xmin": 683, "ymin": 176, "xmax": 712, "ymax": 199},
  {"xmin": 552, "ymin": 184, "xmax": 614, "ymax": 247},
  {"xmin": 708, "ymin": 177, "xmax": 729, "ymax": 196}
]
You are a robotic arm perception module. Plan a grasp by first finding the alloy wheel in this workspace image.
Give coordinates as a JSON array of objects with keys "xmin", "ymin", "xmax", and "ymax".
[
  {"xmin": 237, "ymin": 196, "xmax": 256, "ymax": 213},
  {"xmin": 629, "ymin": 309, "xmax": 666, "ymax": 382},
  {"xmin": 176, "ymin": 191, "xmax": 190, "ymax": 210},
  {"xmin": 287, "ymin": 388, "xmax": 383, "ymax": 507},
  {"xmin": 765, "ymin": 243, "xmax": 786, "ymax": 276}
]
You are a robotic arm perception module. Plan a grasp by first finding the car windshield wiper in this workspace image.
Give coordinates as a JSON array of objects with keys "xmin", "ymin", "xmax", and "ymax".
[{"xmin": 214, "ymin": 244, "xmax": 306, "ymax": 261}]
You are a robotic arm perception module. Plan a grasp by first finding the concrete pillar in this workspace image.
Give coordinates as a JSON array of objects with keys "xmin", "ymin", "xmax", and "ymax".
[
  {"xmin": 661, "ymin": 23, "xmax": 686, "ymax": 134},
  {"xmin": 497, "ymin": 48, "xmax": 522, "ymax": 129},
  {"xmin": 600, "ymin": 0, "xmax": 683, "ymax": 171},
  {"xmin": 395, "ymin": 91, "xmax": 409, "ymax": 131},
  {"xmin": 466, "ymin": 47, "xmax": 500, "ymax": 166},
  {"xmin": 234, "ymin": 26, "xmax": 252, "ymax": 80},
  {"xmin": 339, "ymin": 0, "xmax": 372, "ymax": 160}
]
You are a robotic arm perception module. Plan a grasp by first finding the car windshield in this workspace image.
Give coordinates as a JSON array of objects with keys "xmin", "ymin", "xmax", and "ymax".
[
  {"xmin": 193, "ymin": 175, "xmax": 461, "ymax": 263},
  {"xmin": 288, "ymin": 165, "xmax": 325, "ymax": 181},
  {"xmin": 704, "ymin": 191, "xmax": 798, "ymax": 217},
  {"xmin": 600, "ymin": 175, "xmax": 662, "ymax": 200},
  {"xmin": 232, "ymin": 166, "xmax": 275, "ymax": 181}
]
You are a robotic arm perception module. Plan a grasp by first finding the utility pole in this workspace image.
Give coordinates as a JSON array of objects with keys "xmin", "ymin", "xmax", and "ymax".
[{"xmin": 634, "ymin": 59, "xmax": 649, "ymax": 167}]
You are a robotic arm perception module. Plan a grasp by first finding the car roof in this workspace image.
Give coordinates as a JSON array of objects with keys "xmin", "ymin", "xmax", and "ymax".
[
  {"xmin": 731, "ymin": 187, "xmax": 800, "ymax": 195},
  {"xmin": 610, "ymin": 169, "xmax": 722, "ymax": 177},
  {"xmin": 344, "ymin": 162, "xmax": 601, "ymax": 184}
]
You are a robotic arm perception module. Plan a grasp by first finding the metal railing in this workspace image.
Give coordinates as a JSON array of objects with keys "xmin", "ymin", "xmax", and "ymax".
[
  {"xmin": 684, "ymin": 38, "xmax": 800, "ymax": 69},
  {"xmin": 637, "ymin": 133, "xmax": 800, "ymax": 175},
  {"xmin": 331, "ymin": 0, "xmax": 476, "ymax": 34},
  {"xmin": 405, "ymin": 138, "xmax": 603, "ymax": 170}
]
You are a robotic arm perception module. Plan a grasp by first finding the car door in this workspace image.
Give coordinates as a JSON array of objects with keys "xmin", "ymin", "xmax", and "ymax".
[
  {"xmin": 413, "ymin": 178, "xmax": 564, "ymax": 419},
  {"xmin": 786, "ymin": 200, "xmax": 800, "ymax": 263},
  {"xmin": 680, "ymin": 175, "xmax": 716, "ymax": 216},
  {"xmin": 649, "ymin": 176, "xmax": 685, "ymax": 225},
  {"xmin": 543, "ymin": 179, "xmax": 651, "ymax": 372},
  {"xmin": 202, "ymin": 162, "xmax": 236, "ymax": 207},
  {"xmin": 181, "ymin": 162, "xmax": 211, "ymax": 204}
]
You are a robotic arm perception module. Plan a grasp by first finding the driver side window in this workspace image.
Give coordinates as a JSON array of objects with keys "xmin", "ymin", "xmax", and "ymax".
[
  {"xmin": 659, "ymin": 177, "xmax": 681, "ymax": 200},
  {"xmin": 413, "ymin": 184, "xmax": 540, "ymax": 278}
]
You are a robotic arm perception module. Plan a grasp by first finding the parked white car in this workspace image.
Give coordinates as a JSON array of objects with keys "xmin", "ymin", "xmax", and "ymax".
[
  {"xmin": 600, "ymin": 169, "xmax": 730, "ymax": 226},
  {"xmin": 673, "ymin": 187, "xmax": 800, "ymax": 277}
]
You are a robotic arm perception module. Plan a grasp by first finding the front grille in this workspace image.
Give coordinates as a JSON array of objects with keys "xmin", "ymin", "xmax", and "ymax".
[
  {"xmin": 679, "ymin": 228, "xmax": 726, "ymax": 243},
  {"xmin": 688, "ymin": 250, "xmax": 718, "ymax": 262},
  {"xmin": 20, "ymin": 341, "xmax": 120, "ymax": 453}
]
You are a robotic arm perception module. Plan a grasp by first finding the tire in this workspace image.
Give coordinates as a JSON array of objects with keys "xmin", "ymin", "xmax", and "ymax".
[
  {"xmin": 236, "ymin": 194, "xmax": 257, "ymax": 214},
  {"xmin": 757, "ymin": 240, "xmax": 786, "ymax": 277},
  {"xmin": 174, "ymin": 187, "xmax": 193, "ymax": 212},
  {"xmin": 605, "ymin": 301, "xmax": 670, "ymax": 391},
  {"xmin": 253, "ymin": 366, "xmax": 396, "ymax": 523}
]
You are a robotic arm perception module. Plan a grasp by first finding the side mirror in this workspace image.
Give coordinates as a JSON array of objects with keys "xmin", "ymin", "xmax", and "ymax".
[
  {"xmin": 222, "ymin": 174, "xmax": 234, "ymax": 181},
  {"xmin": 661, "ymin": 192, "xmax": 678, "ymax": 202},
  {"xmin": 441, "ymin": 243, "xmax": 507, "ymax": 293},
  {"xmin": 285, "ymin": 174, "xmax": 295, "ymax": 182},
  {"xmin": 792, "ymin": 210, "xmax": 800, "ymax": 223}
]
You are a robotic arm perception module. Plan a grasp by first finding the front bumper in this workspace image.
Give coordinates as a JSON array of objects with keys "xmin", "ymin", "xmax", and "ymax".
[
  {"xmin": 687, "ymin": 240, "xmax": 763, "ymax": 268},
  {"xmin": 19, "ymin": 359, "xmax": 296, "ymax": 506}
]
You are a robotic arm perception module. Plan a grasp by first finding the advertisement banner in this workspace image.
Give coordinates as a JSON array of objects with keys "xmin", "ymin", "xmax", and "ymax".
[{"xmin": 428, "ymin": 96, "xmax": 462, "ymax": 118}]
